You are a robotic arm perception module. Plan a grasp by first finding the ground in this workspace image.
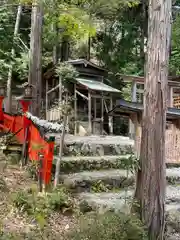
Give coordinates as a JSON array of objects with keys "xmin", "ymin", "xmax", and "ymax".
[{"xmin": 0, "ymin": 159, "xmax": 76, "ymax": 239}]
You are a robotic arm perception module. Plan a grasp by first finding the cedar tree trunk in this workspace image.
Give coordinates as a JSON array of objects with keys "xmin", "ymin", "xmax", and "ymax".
[{"xmin": 134, "ymin": 0, "xmax": 172, "ymax": 239}]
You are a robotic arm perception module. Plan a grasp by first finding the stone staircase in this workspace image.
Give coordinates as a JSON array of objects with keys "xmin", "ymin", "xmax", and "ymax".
[{"xmin": 53, "ymin": 134, "xmax": 180, "ymax": 219}]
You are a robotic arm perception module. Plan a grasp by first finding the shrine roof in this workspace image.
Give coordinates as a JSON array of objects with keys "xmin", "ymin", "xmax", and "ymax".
[
  {"xmin": 110, "ymin": 99, "xmax": 180, "ymax": 121},
  {"xmin": 76, "ymin": 78, "xmax": 120, "ymax": 93}
]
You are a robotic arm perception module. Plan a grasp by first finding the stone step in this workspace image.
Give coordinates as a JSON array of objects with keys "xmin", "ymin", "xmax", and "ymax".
[
  {"xmin": 78, "ymin": 185, "xmax": 180, "ymax": 212},
  {"xmin": 53, "ymin": 155, "xmax": 132, "ymax": 173},
  {"xmin": 53, "ymin": 155, "xmax": 180, "ymax": 174},
  {"xmin": 53, "ymin": 134, "xmax": 134, "ymax": 156},
  {"xmin": 60, "ymin": 168, "xmax": 180, "ymax": 192}
]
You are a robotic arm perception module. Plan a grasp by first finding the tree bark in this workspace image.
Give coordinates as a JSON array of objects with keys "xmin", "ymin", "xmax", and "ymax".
[
  {"xmin": 6, "ymin": 4, "xmax": 22, "ymax": 113},
  {"xmin": 133, "ymin": 1, "xmax": 172, "ymax": 239},
  {"xmin": 28, "ymin": 0, "xmax": 43, "ymax": 116}
]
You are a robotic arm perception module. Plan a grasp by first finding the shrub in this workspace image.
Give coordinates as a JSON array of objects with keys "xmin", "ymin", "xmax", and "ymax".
[
  {"xmin": 47, "ymin": 187, "xmax": 75, "ymax": 213},
  {"xmin": 12, "ymin": 190, "xmax": 35, "ymax": 215},
  {"xmin": 66, "ymin": 211, "xmax": 147, "ymax": 240},
  {"xmin": 12, "ymin": 186, "xmax": 75, "ymax": 220}
]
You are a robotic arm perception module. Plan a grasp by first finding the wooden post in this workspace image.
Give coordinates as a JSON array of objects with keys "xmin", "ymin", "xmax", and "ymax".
[
  {"xmin": 88, "ymin": 91, "xmax": 92, "ymax": 134},
  {"xmin": 100, "ymin": 93, "xmax": 104, "ymax": 135},
  {"xmin": 59, "ymin": 76, "xmax": 62, "ymax": 103},
  {"xmin": 131, "ymin": 113, "xmax": 142, "ymax": 159},
  {"xmin": 129, "ymin": 81, "xmax": 137, "ymax": 139},
  {"xmin": 93, "ymin": 97, "xmax": 96, "ymax": 134},
  {"xmin": 45, "ymin": 79, "xmax": 48, "ymax": 120},
  {"xmin": 66, "ymin": 91, "xmax": 69, "ymax": 133},
  {"xmin": 132, "ymin": 81, "xmax": 137, "ymax": 102},
  {"xmin": 59, "ymin": 76, "xmax": 62, "ymax": 121},
  {"xmin": 74, "ymin": 84, "xmax": 77, "ymax": 135},
  {"xmin": 109, "ymin": 96, "xmax": 113, "ymax": 135},
  {"xmin": 169, "ymin": 86, "xmax": 173, "ymax": 107}
]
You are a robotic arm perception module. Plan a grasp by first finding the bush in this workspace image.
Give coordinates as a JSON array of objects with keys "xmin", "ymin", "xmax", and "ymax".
[
  {"xmin": 12, "ymin": 186, "xmax": 75, "ymax": 220},
  {"xmin": 67, "ymin": 211, "xmax": 147, "ymax": 240},
  {"xmin": 47, "ymin": 187, "xmax": 75, "ymax": 213}
]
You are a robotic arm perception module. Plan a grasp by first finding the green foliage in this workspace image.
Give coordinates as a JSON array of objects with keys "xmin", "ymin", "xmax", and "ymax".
[
  {"xmin": 67, "ymin": 211, "xmax": 147, "ymax": 240},
  {"xmin": 14, "ymin": 52, "xmax": 29, "ymax": 79},
  {"xmin": 47, "ymin": 187, "xmax": 75, "ymax": 213},
  {"xmin": 170, "ymin": 12, "xmax": 180, "ymax": 75},
  {"xmin": 55, "ymin": 61, "xmax": 79, "ymax": 81},
  {"xmin": 91, "ymin": 180, "xmax": 109, "ymax": 192},
  {"xmin": 120, "ymin": 155, "xmax": 140, "ymax": 173},
  {"xmin": 12, "ymin": 186, "xmax": 75, "ymax": 225}
]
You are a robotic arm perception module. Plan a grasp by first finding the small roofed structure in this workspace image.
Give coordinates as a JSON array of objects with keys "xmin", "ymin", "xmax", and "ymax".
[
  {"xmin": 43, "ymin": 59, "xmax": 121, "ymax": 135},
  {"xmin": 121, "ymin": 74, "xmax": 180, "ymax": 107},
  {"xmin": 109, "ymin": 99, "xmax": 180, "ymax": 163},
  {"xmin": 120, "ymin": 74, "xmax": 180, "ymax": 139}
]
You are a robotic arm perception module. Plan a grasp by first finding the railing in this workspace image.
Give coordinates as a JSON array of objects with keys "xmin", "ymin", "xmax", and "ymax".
[{"xmin": 0, "ymin": 112, "xmax": 55, "ymax": 185}]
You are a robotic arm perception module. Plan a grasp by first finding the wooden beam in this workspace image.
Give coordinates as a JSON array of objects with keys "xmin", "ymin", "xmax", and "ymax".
[
  {"xmin": 47, "ymin": 83, "xmax": 60, "ymax": 94},
  {"xmin": 103, "ymin": 98, "xmax": 109, "ymax": 113},
  {"xmin": 91, "ymin": 94, "xmax": 111, "ymax": 100},
  {"xmin": 76, "ymin": 90, "xmax": 88, "ymax": 100}
]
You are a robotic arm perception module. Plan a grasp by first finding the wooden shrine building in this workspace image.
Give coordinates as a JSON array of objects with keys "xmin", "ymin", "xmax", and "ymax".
[
  {"xmin": 109, "ymin": 99, "xmax": 180, "ymax": 163},
  {"xmin": 43, "ymin": 59, "xmax": 120, "ymax": 135}
]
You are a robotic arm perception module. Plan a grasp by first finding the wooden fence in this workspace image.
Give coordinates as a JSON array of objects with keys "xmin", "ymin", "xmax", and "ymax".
[{"xmin": 136, "ymin": 128, "xmax": 180, "ymax": 163}]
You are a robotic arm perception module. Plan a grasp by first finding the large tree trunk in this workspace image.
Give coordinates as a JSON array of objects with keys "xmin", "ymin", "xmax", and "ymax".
[
  {"xmin": 133, "ymin": 1, "xmax": 172, "ymax": 239},
  {"xmin": 6, "ymin": 5, "xmax": 22, "ymax": 113},
  {"xmin": 28, "ymin": 0, "xmax": 43, "ymax": 116}
]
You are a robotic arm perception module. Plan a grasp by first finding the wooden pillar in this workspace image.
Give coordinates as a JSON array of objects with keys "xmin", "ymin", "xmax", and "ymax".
[
  {"xmin": 59, "ymin": 76, "xmax": 62, "ymax": 103},
  {"xmin": 100, "ymin": 93, "xmax": 104, "ymax": 135},
  {"xmin": 93, "ymin": 97, "xmax": 96, "ymax": 134},
  {"xmin": 88, "ymin": 91, "xmax": 92, "ymax": 134},
  {"xmin": 169, "ymin": 86, "xmax": 174, "ymax": 107},
  {"xmin": 74, "ymin": 84, "xmax": 77, "ymax": 135},
  {"xmin": 66, "ymin": 91, "xmax": 69, "ymax": 133},
  {"xmin": 132, "ymin": 81, "xmax": 137, "ymax": 102},
  {"xmin": 45, "ymin": 79, "xmax": 48, "ymax": 120},
  {"xmin": 59, "ymin": 76, "xmax": 62, "ymax": 121},
  {"xmin": 129, "ymin": 81, "xmax": 137, "ymax": 139},
  {"xmin": 109, "ymin": 96, "xmax": 113, "ymax": 135},
  {"xmin": 131, "ymin": 112, "xmax": 142, "ymax": 159}
]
